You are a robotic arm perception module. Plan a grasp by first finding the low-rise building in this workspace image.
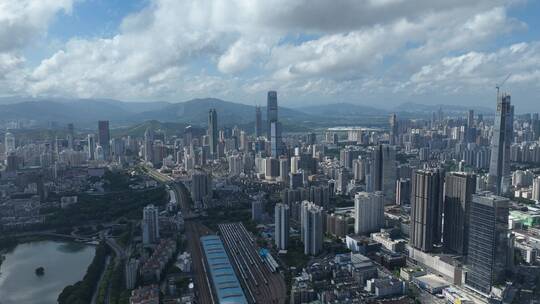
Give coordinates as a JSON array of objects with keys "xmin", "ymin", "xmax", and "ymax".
[
  {"xmin": 400, "ymin": 267, "xmax": 426, "ymax": 281},
  {"xmin": 176, "ymin": 251, "xmax": 192, "ymax": 272},
  {"xmin": 140, "ymin": 239, "xmax": 177, "ymax": 282},
  {"xmin": 407, "ymin": 245, "xmax": 463, "ymax": 285},
  {"xmin": 130, "ymin": 284, "xmax": 160, "ymax": 304},
  {"xmin": 365, "ymin": 277, "xmax": 406, "ymax": 298},
  {"xmin": 370, "ymin": 230, "xmax": 406, "ymax": 253},
  {"xmin": 345, "ymin": 235, "xmax": 381, "ymax": 255},
  {"xmin": 290, "ymin": 272, "xmax": 317, "ymax": 304},
  {"xmin": 413, "ymin": 274, "xmax": 450, "ymax": 294}
]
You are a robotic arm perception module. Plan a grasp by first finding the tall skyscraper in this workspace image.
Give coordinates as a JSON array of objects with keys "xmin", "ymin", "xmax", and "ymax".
[
  {"xmin": 371, "ymin": 144, "xmax": 397, "ymax": 203},
  {"xmin": 142, "ymin": 204, "xmax": 160, "ymax": 246},
  {"xmin": 488, "ymin": 94, "xmax": 514, "ymax": 195},
  {"xmin": 255, "ymin": 105, "xmax": 262, "ymax": 137},
  {"xmin": 354, "ymin": 191, "xmax": 384, "ymax": 235},
  {"xmin": 228, "ymin": 153, "xmax": 243, "ymax": 176},
  {"xmin": 265, "ymin": 157, "xmax": 280, "ymax": 180},
  {"xmin": 532, "ymin": 113, "xmax": 540, "ymax": 140},
  {"xmin": 252, "ymin": 200, "xmax": 264, "ymax": 222},
  {"xmin": 352, "ymin": 158, "xmax": 366, "ymax": 182},
  {"xmin": 306, "ymin": 132, "xmax": 316, "ymax": 145},
  {"xmin": 267, "ymin": 91, "xmax": 278, "ymax": 138},
  {"xmin": 443, "ymin": 172, "xmax": 476, "ymax": 255},
  {"xmin": 301, "ymin": 201, "xmax": 324, "ymax": 256},
  {"xmin": 274, "ymin": 203, "xmax": 290, "ymax": 250},
  {"xmin": 270, "ymin": 121, "xmax": 283, "ymax": 157},
  {"xmin": 87, "ymin": 134, "xmax": 95, "ymax": 160},
  {"xmin": 67, "ymin": 123, "xmax": 75, "ymax": 149},
  {"xmin": 467, "ymin": 109, "xmax": 474, "ymax": 128},
  {"xmin": 4, "ymin": 132, "xmax": 15, "ymax": 155},
  {"xmin": 410, "ymin": 168, "xmax": 444, "ymax": 252},
  {"xmin": 208, "ymin": 108, "xmax": 218, "ymax": 157},
  {"xmin": 532, "ymin": 176, "xmax": 540, "ymax": 202},
  {"xmin": 395, "ymin": 178, "xmax": 411, "ymax": 205},
  {"xmin": 278, "ymin": 157, "xmax": 289, "ymax": 182},
  {"xmin": 191, "ymin": 169, "xmax": 212, "ymax": 204},
  {"xmin": 97, "ymin": 120, "xmax": 110, "ymax": 159},
  {"xmin": 466, "ymin": 109, "xmax": 476, "ymax": 143},
  {"xmin": 438, "ymin": 107, "xmax": 444, "ymax": 122},
  {"xmin": 389, "ymin": 114, "xmax": 398, "ymax": 145},
  {"xmin": 465, "ymin": 193, "xmax": 509, "ymax": 295},
  {"xmin": 144, "ymin": 128, "xmax": 154, "ymax": 164},
  {"xmin": 6, "ymin": 152, "xmax": 18, "ymax": 172},
  {"xmin": 340, "ymin": 148, "xmax": 357, "ymax": 170},
  {"xmin": 336, "ymin": 168, "xmax": 349, "ymax": 195}
]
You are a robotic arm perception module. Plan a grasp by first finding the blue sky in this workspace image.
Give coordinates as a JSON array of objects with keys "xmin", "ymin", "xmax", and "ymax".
[{"xmin": 1, "ymin": 0, "xmax": 540, "ymax": 112}]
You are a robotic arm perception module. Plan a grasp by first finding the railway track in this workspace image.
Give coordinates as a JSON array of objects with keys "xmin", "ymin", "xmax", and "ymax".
[{"xmin": 218, "ymin": 223, "xmax": 287, "ymax": 304}]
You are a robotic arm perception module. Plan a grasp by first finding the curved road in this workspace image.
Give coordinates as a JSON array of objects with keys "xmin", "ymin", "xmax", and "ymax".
[{"xmin": 143, "ymin": 166, "xmax": 215, "ymax": 304}]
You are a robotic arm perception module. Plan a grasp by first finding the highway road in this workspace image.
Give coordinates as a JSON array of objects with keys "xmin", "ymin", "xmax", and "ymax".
[
  {"xmin": 142, "ymin": 166, "xmax": 192, "ymax": 216},
  {"xmin": 142, "ymin": 166, "xmax": 216, "ymax": 303}
]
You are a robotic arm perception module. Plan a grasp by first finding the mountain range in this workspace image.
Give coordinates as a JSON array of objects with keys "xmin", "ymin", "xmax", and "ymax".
[{"xmin": 0, "ymin": 97, "xmax": 494, "ymax": 128}]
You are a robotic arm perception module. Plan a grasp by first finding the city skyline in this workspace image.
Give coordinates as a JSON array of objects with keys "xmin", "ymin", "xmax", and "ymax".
[
  {"xmin": 1, "ymin": 87, "xmax": 539, "ymax": 304},
  {"xmin": 2, "ymin": 2, "xmax": 540, "ymax": 304}
]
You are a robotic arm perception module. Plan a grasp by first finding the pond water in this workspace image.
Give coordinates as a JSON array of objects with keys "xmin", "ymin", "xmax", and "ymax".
[{"xmin": 0, "ymin": 240, "xmax": 95, "ymax": 304}]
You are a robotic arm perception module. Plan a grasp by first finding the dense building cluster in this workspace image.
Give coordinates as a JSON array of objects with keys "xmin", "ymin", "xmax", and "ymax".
[{"xmin": 3, "ymin": 89, "xmax": 540, "ymax": 304}]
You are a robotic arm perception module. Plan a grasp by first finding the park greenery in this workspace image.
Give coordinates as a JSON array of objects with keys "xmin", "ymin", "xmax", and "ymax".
[
  {"xmin": 202, "ymin": 205, "xmax": 257, "ymax": 233},
  {"xmin": 58, "ymin": 242, "xmax": 110, "ymax": 304},
  {"xmin": 95, "ymin": 259, "xmax": 130, "ymax": 304},
  {"xmin": 282, "ymin": 237, "xmax": 309, "ymax": 270},
  {"xmin": 44, "ymin": 186, "xmax": 166, "ymax": 227},
  {"xmin": 0, "ymin": 236, "xmax": 18, "ymax": 251},
  {"xmin": 102, "ymin": 170, "xmax": 133, "ymax": 192}
]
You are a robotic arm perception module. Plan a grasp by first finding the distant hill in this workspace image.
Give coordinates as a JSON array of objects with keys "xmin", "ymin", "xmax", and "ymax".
[
  {"xmin": 0, "ymin": 97, "xmax": 312, "ymax": 128},
  {"xmin": 133, "ymin": 98, "xmax": 311, "ymax": 126},
  {"xmin": 111, "ymin": 120, "xmax": 192, "ymax": 137},
  {"xmin": 0, "ymin": 100, "xmax": 128, "ymax": 122},
  {"xmin": 0, "ymin": 97, "xmax": 169, "ymax": 125},
  {"xmin": 0, "ymin": 96, "xmax": 496, "ymax": 130},
  {"xmin": 295, "ymin": 103, "xmax": 387, "ymax": 116},
  {"xmin": 395, "ymin": 102, "xmax": 494, "ymax": 115}
]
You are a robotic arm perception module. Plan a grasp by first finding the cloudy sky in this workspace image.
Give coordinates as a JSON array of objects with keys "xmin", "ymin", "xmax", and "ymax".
[{"xmin": 1, "ymin": 0, "xmax": 539, "ymax": 111}]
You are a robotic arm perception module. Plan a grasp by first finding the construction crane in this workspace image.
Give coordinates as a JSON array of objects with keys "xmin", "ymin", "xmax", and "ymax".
[{"xmin": 496, "ymin": 73, "xmax": 511, "ymax": 97}]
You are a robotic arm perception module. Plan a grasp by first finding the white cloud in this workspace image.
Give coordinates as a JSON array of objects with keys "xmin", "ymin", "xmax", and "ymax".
[
  {"xmin": 217, "ymin": 38, "xmax": 273, "ymax": 74},
  {"xmin": 0, "ymin": 0, "xmax": 73, "ymax": 52},
  {"xmin": 404, "ymin": 42, "xmax": 540, "ymax": 95},
  {"xmin": 1, "ymin": 0, "xmax": 539, "ymax": 111},
  {"xmin": 0, "ymin": 0, "xmax": 73, "ymax": 96},
  {"xmin": 0, "ymin": 53, "xmax": 24, "ymax": 76}
]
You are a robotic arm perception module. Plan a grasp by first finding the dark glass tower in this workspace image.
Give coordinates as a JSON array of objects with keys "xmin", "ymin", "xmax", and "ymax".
[
  {"xmin": 266, "ymin": 91, "xmax": 278, "ymax": 138},
  {"xmin": 208, "ymin": 108, "xmax": 218, "ymax": 157},
  {"xmin": 97, "ymin": 120, "xmax": 110, "ymax": 159},
  {"xmin": 270, "ymin": 121, "xmax": 282, "ymax": 157},
  {"xmin": 410, "ymin": 168, "xmax": 444, "ymax": 252},
  {"xmin": 466, "ymin": 193, "xmax": 509, "ymax": 295},
  {"xmin": 488, "ymin": 94, "xmax": 513, "ymax": 195},
  {"xmin": 372, "ymin": 144, "xmax": 397, "ymax": 203},
  {"xmin": 443, "ymin": 172, "xmax": 476, "ymax": 255},
  {"xmin": 255, "ymin": 105, "xmax": 262, "ymax": 137},
  {"xmin": 389, "ymin": 113, "xmax": 398, "ymax": 145}
]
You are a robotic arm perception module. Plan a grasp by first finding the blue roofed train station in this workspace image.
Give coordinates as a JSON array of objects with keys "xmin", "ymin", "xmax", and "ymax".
[{"xmin": 200, "ymin": 235, "xmax": 248, "ymax": 304}]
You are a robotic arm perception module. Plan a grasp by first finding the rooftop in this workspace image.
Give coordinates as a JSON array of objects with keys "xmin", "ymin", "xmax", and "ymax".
[{"xmin": 200, "ymin": 235, "xmax": 248, "ymax": 304}]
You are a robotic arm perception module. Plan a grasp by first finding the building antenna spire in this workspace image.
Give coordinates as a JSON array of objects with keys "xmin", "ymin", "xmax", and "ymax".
[{"xmin": 495, "ymin": 73, "xmax": 511, "ymax": 98}]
